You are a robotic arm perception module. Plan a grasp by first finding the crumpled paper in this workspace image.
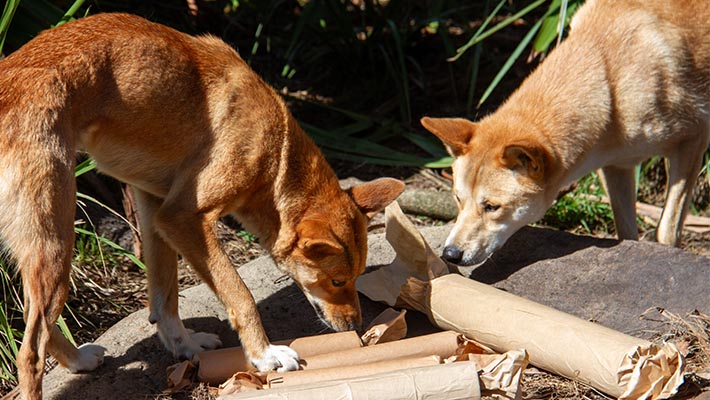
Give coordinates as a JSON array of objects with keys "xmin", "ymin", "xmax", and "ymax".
[
  {"xmin": 361, "ymin": 308, "xmax": 408, "ymax": 345},
  {"xmin": 165, "ymin": 360, "xmax": 196, "ymax": 394},
  {"xmin": 219, "ymin": 372, "xmax": 264, "ymax": 396},
  {"xmin": 617, "ymin": 342, "xmax": 685, "ymax": 399}
]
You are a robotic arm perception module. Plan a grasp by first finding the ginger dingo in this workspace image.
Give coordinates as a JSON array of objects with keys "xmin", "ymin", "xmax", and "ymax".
[
  {"xmin": 0, "ymin": 13, "xmax": 404, "ymax": 399},
  {"xmin": 422, "ymin": 0, "xmax": 710, "ymax": 266}
]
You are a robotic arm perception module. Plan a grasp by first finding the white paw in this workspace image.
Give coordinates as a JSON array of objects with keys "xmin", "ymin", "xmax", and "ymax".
[
  {"xmin": 251, "ymin": 345, "xmax": 300, "ymax": 373},
  {"xmin": 68, "ymin": 343, "xmax": 106, "ymax": 373},
  {"xmin": 186, "ymin": 329, "xmax": 222, "ymax": 353},
  {"xmin": 169, "ymin": 330, "xmax": 222, "ymax": 361},
  {"xmin": 155, "ymin": 315, "xmax": 222, "ymax": 360}
]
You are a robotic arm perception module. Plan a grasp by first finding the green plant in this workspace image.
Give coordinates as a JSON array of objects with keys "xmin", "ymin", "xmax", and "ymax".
[
  {"xmin": 0, "ymin": 258, "xmax": 22, "ymax": 390},
  {"xmin": 236, "ymin": 230, "xmax": 258, "ymax": 243},
  {"xmin": 450, "ymin": 0, "xmax": 582, "ymax": 107},
  {"xmin": 541, "ymin": 172, "xmax": 615, "ymax": 235},
  {"xmin": 0, "ymin": 0, "xmax": 88, "ymax": 54}
]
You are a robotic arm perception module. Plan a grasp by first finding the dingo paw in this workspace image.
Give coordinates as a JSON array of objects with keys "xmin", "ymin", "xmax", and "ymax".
[
  {"xmin": 251, "ymin": 344, "xmax": 300, "ymax": 373},
  {"xmin": 68, "ymin": 343, "xmax": 106, "ymax": 373},
  {"xmin": 171, "ymin": 330, "xmax": 222, "ymax": 361}
]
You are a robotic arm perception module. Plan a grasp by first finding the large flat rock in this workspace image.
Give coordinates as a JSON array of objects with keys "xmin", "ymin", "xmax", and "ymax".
[{"xmin": 43, "ymin": 225, "xmax": 710, "ymax": 399}]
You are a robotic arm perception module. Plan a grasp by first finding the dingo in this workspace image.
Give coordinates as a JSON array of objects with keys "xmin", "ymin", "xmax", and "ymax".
[
  {"xmin": 0, "ymin": 13, "xmax": 403, "ymax": 399},
  {"xmin": 422, "ymin": 0, "xmax": 710, "ymax": 266}
]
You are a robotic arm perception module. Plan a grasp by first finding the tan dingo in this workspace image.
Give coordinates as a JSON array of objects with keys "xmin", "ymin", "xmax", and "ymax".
[
  {"xmin": 422, "ymin": 0, "xmax": 710, "ymax": 266},
  {"xmin": 0, "ymin": 13, "xmax": 404, "ymax": 399}
]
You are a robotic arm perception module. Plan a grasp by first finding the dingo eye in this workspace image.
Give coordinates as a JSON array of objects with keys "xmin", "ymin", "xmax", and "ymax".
[
  {"xmin": 482, "ymin": 202, "xmax": 500, "ymax": 213},
  {"xmin": 332, "ymin": 280, "xmax": 346, "ymax": 287}
]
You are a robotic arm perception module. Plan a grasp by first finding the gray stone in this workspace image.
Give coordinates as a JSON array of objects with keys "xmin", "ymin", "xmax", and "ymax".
[{"xmin": 43, "ymin": 225, "xmax": 710, "ymax": 399}]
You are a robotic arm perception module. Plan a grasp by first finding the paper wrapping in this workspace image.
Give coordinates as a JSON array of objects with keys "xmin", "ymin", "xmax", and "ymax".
[
  {"xmin": 468, "ymin": 352, "xmax": 528, "ymax": 400},
  {"xmin": 266, "ymin": 355, "xmax": 441, "ymax": 387},
  {"xmin": 358, "ymin": 202, "xmax": 685, "ymax": 399},
  {"xmin": 217, "ymin": 360, "xmax": 482, "ymax": 400},
  {"xmin": 196, "ymin": 331, "xmax": 362, "ymax": 384},
  {"xmin": 360, "ymin": 308, "xmax": 407, "ymax": 345},
  {"xmin": 219, "ymin": 372, "xmax": 264, "ymax": 396},
  {"xmin": 165, "ymin": 360, "xmax": 195, "ymax": 393}
]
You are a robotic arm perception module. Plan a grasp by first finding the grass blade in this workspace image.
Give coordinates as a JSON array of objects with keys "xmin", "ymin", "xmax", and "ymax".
[
  {"xmin": 450, "ymin": 0, "xmax": 545, "ymax": 61},
  {"xmin": 0, "ymin": 0, "xmax": 20, "ymax": 54},
  {"xmin": 55, "ymin": 0, "xmax": 86, "ymax": 26},
  {"xmin": 75, "ymin": 157, "xmax": 96, "ymax": 177},
  {"xmin": 386, "ymin": 19, "xmax": 411, "ymax": 123},
  {"xmin": 74, "ymin": 227, "xmax": 146, "ymax": 270},
  {"xmin": 477, "ymin": 8, "xmax": 546, "ymax": 107}
]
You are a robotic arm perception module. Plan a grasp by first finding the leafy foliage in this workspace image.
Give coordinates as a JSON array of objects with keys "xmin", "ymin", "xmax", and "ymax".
[{"xmin": 541, "ymin": 173, "xmax": 615, "ymax": 234}]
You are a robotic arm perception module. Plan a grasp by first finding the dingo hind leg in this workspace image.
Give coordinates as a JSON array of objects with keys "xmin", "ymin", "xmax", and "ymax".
[
  {"xmin": 1, "ymin": 154, "xmax": 103, "ymax": 399},
  {"xmin": 657, "ymin": 123, "xmax": 710, "ymax": 246},
  {"xmin": 0, "ymin": 72, "xmax": 105, "ymax": 399}
]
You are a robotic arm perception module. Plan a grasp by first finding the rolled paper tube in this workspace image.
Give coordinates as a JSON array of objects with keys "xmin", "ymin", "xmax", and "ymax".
[
  {"xmin": 196, "ymin": 331, "xmax": 362, "ymax": 384},
  {"xmin": 218, "ymin": 360, "xmax": 482, "ymax": 400},
  {"xmin": 266, "ymin": 355, "xmax": 441, "ymax": 388},
  {"xmin": 299, "ymin": 330, "xmax": 460, "ymax": 371},
  {"xmin": 399, "ymin": 274, "xmax": 684, "ymax": 399}
]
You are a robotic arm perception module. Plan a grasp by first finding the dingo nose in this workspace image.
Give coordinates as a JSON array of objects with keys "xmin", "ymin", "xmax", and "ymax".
[{"xmin": 442, "ymin": 245, "xmax": 463, "ymax": 263}]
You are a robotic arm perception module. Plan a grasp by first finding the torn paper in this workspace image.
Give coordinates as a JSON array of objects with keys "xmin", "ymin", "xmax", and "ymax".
[
  {"xmin": 356, "ymin": 202, "xmax": 449, "ymax": 306},
  {"xmin": 219, "ymin": 372, "xmax": 264, "ymax": 396},
  {"xmin": 165, "ymin": 360, "xmax": 196, "ymax": 394},
  {"xmin": 452, "ymin": 337, "xmax": 528, "ymax": 400},
  {"xmin": 360, "ymin": 308, "xmax": 407, "ymax": 345}
]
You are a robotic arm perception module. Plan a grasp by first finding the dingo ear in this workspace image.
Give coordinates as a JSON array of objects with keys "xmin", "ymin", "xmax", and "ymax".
[
  {"xmin": 297, "ymin": 219, "xmax": 343, "ymax": 258},
  {"xmin": 501, "ymin": 143, "xmax": 550, "ymax": 182},
  {"xmin": 420, "ymin": 117, "xmax": 476, "ymax": 157},
  {"xmin": 348, "ymin": 178, "xmax": 405, "ymax": 218}
]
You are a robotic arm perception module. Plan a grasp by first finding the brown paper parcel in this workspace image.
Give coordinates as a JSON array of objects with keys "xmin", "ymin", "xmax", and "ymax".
[
  {"xmin": 357, "ymin": 202, "xmax": 685, "ymax": 399},
  {"xmin": 218, "ymin": 360, "xmax": 481, "ymax": 400}
]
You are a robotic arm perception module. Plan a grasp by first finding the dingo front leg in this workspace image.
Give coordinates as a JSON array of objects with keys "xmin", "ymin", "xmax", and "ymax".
[{"xmin": 133, "ymin": 188, "xmax": 222, "ymax": 360}]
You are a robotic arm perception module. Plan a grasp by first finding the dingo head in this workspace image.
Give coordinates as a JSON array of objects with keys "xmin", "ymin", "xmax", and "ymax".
[
  {"xmin": 283, "ymin": 178, "xmax": 404, "ymax": 331},
  {"xmin": 422, "ymin": 117, "xmax": 555, "ymax": 266}
]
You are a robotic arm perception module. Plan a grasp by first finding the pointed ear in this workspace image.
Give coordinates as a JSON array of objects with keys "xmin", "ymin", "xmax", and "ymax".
[
  {"xmin": 500, "ymin": 142, "xmax": 550, "ymax": 181},
  {"xmin": 296, "ymin": 219, "xmax": 343, "ymax": 258},
  {"xmin": 348, "ymin": 178, "xmax": 405, "ymax": 219},
  {"xmin": 420, "ymin": 117, "xmax": 476, "ymax": 157}
]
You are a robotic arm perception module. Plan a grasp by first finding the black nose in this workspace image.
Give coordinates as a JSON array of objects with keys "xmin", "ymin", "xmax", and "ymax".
[{"xmin": 442, "ymin": 245, "xmax": 463, "ymax": 263}]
